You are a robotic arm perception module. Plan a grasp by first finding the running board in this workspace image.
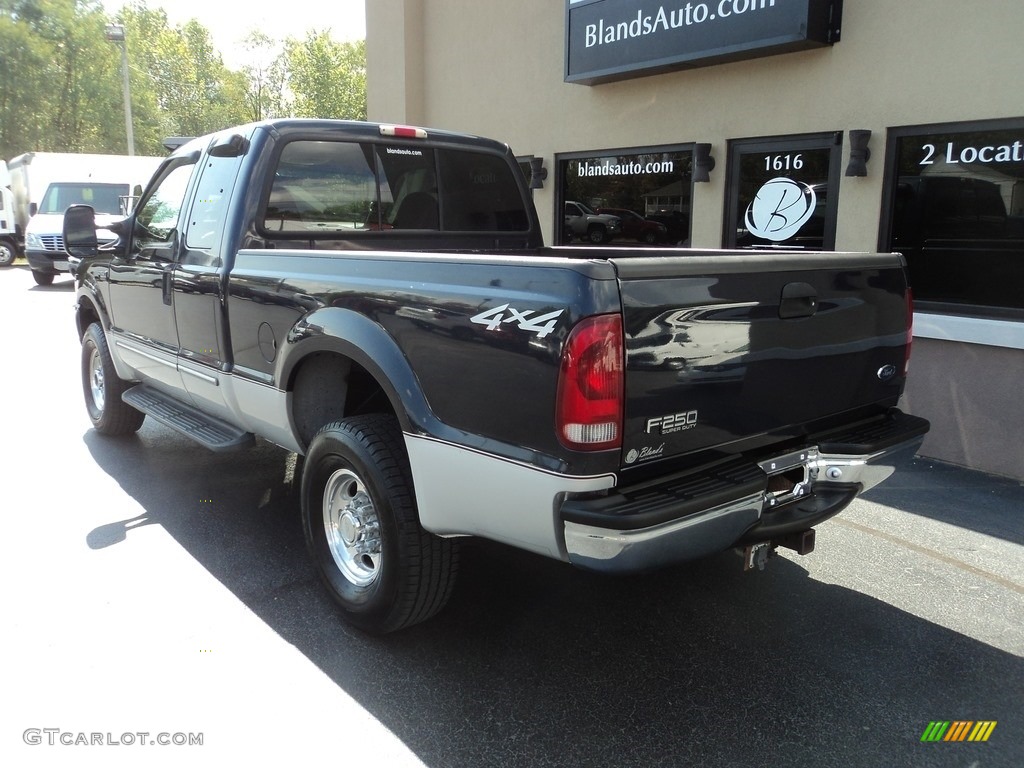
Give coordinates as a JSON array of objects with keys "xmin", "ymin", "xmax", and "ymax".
[{"xmin": 122, "ymin": 385, "xmax": 255, "ymax": 452}]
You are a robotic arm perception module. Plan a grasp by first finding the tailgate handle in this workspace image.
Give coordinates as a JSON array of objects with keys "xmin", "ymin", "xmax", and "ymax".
[{"xmin": 779, "ymin": 282, "xmax": 818, "ymax": 319}]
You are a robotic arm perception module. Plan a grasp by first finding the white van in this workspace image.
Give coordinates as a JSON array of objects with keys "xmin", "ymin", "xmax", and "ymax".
[{"xmin": 11, "ymin": 153, "xmax": 161, "ymax": 285}]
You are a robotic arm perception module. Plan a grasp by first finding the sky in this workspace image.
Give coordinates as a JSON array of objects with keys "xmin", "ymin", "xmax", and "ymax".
[{"xmin": 102, "ymin": 0, "xmax": 366, "ymax": 68}]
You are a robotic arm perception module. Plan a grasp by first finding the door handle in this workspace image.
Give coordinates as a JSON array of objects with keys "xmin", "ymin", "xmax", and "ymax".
[{"xmin": 161, "ymin": 268, "xmax": 173, "ymax": 306}]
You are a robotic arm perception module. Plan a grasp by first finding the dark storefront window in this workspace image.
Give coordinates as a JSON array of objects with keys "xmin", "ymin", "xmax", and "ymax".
[
  {"xmin": 558, "ymin": 146, "xmax": 694, "ymax": 245},
  {"xmin": 881, "ymin": 119, "xmax": 1024, "ymax": 317},
  {"xmin": 725, "ymin": 133, "xmax": 842, "ymax": 250}
]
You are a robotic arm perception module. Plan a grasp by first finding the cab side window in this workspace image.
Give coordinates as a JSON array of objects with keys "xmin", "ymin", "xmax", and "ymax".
[
  {"xmin": 187, "ymin": 155, "xmax": 242, "ymax": 250},
  {"xmin": 135, "ymin": 163, "xmax": 195, "ymax": 245}
]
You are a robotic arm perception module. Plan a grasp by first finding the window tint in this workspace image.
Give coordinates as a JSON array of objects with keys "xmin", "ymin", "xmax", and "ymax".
[
  {"xmin": 377, "ymin": 145, "xmax": 438, "ymax": 230},
  {"xmin": 438, "ymin": 150, "xmax": 529, "ymax": 231},
  {"xmin": 187, "ymin": 154, "xmax": 242, "ymax": 249},
  {"xmin": 264, "ymin": 141, "xmax": 378, "ymax": 233},
  {"xmin": 261, "ymin": 140, "xmax": 529, "ymax": 237},
  {"xmin": 884, "ymin": 122, "xmax": 1024, "ymax": 315},
  {"xmin": 136, "ymin": 163, "xmax": 194, "ymax": 242}
]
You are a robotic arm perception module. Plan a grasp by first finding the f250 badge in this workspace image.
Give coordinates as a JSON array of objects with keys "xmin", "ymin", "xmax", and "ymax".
[
  {"xmin": 646, "ymin": 410, "xmax": 699, "ymax": 435},
  {"xmin": 470, "ymin": 304, "xmax": 564, "ymax": 338}
]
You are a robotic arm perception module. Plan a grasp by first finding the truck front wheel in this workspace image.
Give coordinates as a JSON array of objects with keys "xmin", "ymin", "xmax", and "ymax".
[
  {"xmin": 81, "ymin": 323, "xmax": 146, "ymax": 435},
  {"xmin": 0, "ymin": 240, "xmax": 15, "ymax": 267},
  {"xmin": 587, "ymin": 225, "xmax": 608, "ymax": 244},
  {"xmin": 301, "ymin": 415, "xmax": 458, "ymax": 633}
]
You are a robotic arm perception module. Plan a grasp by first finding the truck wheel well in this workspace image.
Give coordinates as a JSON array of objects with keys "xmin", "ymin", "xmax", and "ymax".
[
  {"xmin": 290, "ymin": 352, "xmax": 397, "ymax": 449},
  {"xmin": 76, "ymin": 300, "xmax": 101, "ymax": 340}
]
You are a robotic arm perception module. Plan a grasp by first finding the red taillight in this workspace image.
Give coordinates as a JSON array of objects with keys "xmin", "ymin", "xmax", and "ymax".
[
  {"xmin": 556, "ymin": 314, "xmax": 624, "ymax": 451},
  {"xmin": 905, "ymin": 287, "xmax": 914, "ymax": 375}
]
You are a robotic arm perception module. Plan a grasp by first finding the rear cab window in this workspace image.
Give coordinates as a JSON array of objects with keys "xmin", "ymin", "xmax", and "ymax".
[{"xmin": 259, "ymin": 137, "xmax": 530, "ymax": 240}]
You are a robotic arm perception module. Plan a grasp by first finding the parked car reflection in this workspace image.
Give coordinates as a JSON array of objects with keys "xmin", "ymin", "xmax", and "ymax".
[{"xmin": 596, "ymin": 207, "xmax": 668, "ymax": 244}]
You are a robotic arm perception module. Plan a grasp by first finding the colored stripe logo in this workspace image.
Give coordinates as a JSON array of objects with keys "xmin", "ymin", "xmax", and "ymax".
[{"xmin": 921, "ymin": 721, "xmax": 997, "ymax": 742}]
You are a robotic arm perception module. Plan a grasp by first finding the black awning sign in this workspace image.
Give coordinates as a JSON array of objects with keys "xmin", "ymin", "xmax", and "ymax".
[{"xmin": 565, "ymin": 0, "xmax": 842, "ymax": 85}]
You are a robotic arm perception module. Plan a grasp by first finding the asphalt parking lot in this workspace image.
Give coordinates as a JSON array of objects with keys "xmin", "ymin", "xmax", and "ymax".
[{"xmin": 2, "ymin": 264, "xmax": 1022, "ymax": 768}]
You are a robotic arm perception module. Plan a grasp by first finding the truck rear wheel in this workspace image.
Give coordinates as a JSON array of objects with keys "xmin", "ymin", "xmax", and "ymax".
[
  {"xmin": 81, "ymin": 323, "xmax": 146, "ymax": 435},
  {"xmin": 301, "ymin": 414, "xmax": 458, "ymax": 634}
]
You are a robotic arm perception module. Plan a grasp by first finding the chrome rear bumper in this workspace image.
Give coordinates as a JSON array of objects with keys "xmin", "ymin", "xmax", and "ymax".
[{"xmin": 562, "ymin": 413, "xmax": 928, "ymax": 574}]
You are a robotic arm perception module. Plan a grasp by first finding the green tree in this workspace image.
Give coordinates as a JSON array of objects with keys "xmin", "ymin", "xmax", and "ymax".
[
  {"xmin": 0, "ymin": 6, "xmax": 51, "ymax": 158},
  {"xmin": 140, "ymin": 16, "xmax": 247, "ymax": 139},
  {"xmin": 239, "ymin": 31, "xmax": 286, "ymax": 122},
  {"xmin": 1, "ymin": 0, "xmax": 368, "ymax": 161},
  {"xmin": 281, "ymin": 32, "xmax": 365, "ymax": 120},
  {"xmin": 0, "ymin": 0, "xmax": 125, "ymax": 157}
]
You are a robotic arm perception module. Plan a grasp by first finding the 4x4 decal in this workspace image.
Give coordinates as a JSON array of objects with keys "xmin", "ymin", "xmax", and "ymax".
[{"xmin": 470, "ymin": 304, "xmax": 564, "ymax": 338}]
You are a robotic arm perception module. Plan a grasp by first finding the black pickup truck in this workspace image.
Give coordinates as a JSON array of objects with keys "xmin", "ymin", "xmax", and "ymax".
[{"xmin": 65, "ymin": 119, "xmax": 929, "ymax": 633}]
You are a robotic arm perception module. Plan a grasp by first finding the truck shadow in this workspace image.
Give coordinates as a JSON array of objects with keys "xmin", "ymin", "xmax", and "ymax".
[{"xmin": 83, "ymin": 426, "xmax": 1021, "ymax": 768}]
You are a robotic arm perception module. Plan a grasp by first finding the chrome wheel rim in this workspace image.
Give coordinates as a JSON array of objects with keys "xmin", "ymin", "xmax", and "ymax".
[
  {"xmin": 89, "ymin": 347, "xmax": 106, "ymax": 412},
  {"xmin": 323, "ymin": 468, "xmax": 381, "ymax": 587}
]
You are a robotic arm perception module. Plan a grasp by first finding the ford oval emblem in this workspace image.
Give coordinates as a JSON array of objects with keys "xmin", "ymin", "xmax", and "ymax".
[{"xmin": 877, "ymin": 364, "xmax": 898, "ymax": 382}]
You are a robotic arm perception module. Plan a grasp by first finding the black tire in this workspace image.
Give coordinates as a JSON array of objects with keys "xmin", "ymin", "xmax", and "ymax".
[
  {"xmin": 587, "ymin": 225, "xmax": 608, "ymax": 244},
  {"xmin": 301, "ymin": 414, "xmax": 458, "ymax": 634},
  {"xmin": 81, "ymin": 323, "xmax": 146, "ymax": 435},
  {"xmin": 643, "ymin": 231, "xmax": 658, "ymax": 244},
  {"xmin": 0, "ymin": 240, "xmax": 15, "ymax": 267},
  {"xmin": 32, "ymin": 270, "xmax": 54, "ymax": 286}
]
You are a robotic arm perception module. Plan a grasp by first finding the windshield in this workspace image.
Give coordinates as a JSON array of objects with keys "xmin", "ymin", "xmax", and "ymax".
[{"xmin": 39, "ymin": 182, "xmax": 129, "ymax": 215}]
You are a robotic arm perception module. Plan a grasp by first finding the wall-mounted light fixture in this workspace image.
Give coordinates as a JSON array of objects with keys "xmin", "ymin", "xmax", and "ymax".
[
  {"xmin": 845, "ymin": 129, "xmax": 872, "ymax": 176},
  {"xmin": 529, "ymin": 157, "xmax": 548, "ymax": 190},
  {"xmin": 693, "ymin": 143, "xmax": 715, "ymax": 183}
]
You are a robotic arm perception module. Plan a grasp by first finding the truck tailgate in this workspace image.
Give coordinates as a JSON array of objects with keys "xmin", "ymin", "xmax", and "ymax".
[{"xmin": 610, "ymin": 251, "xmax": 911, "ymax": 473}]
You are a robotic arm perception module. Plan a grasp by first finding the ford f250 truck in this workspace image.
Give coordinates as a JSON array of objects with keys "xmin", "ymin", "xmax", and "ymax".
[{"xmin": 64, "ymin": 119, "xmax": 929, "ymax": 633}]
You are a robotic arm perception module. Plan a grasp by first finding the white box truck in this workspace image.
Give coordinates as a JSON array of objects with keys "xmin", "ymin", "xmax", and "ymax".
[
  {"xmin": 0, "ymin": 161, "xmax": 18, "ymax": 267},
  {"xmin": 8, "ymin": 152, "xmax": 161, "ymax": 285}
]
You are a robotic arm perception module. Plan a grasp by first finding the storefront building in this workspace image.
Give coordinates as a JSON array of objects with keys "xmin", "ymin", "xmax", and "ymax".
[{"xmin": 366, "ymin": 0, "xmax": 1024, "ymax": 480}]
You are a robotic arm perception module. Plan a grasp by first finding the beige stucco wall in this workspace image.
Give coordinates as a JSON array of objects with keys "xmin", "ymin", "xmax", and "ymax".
[
  {"xmin": 902, "ymin": 339, "xmax": 1024, "ymax": 481},
  {"xmin": 366, "ymin": 0, "xmax": 1024, "ymax": 479}
]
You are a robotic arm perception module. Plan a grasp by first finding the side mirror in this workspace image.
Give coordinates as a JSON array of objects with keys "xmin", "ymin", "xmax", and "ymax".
[{"xmin": 64, "ymin": 204, "xmax": 100, "ymax": 258}]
